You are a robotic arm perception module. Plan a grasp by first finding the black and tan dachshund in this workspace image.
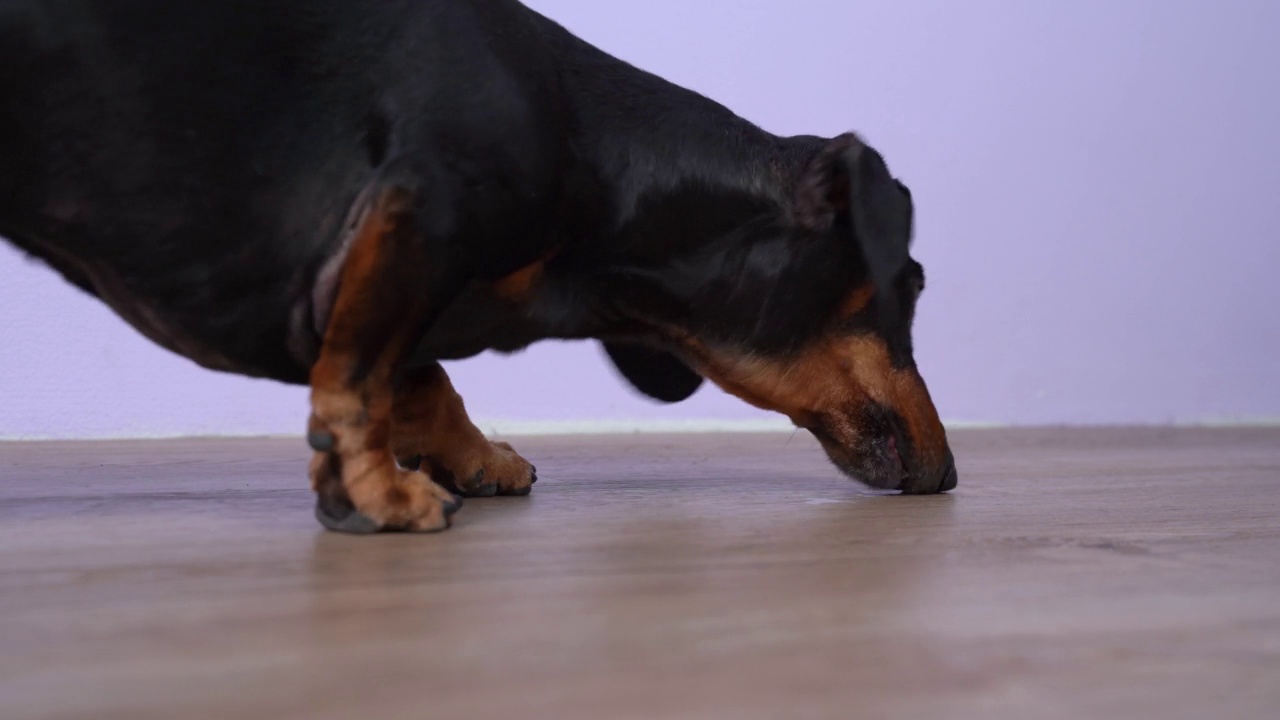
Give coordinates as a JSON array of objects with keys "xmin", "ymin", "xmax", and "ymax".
[{"xmin": 0, "ymin": 0, "xmax": 956, "ymax": 533}]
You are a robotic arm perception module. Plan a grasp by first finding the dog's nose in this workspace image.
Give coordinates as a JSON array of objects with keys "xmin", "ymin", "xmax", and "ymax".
[
  {"xmin": 902, "ymin": 449, "xmax": 957, "ymax": 495},
  {"xmin": 938, "ymin": 452, "xmax": 958, "ymax": 493}
]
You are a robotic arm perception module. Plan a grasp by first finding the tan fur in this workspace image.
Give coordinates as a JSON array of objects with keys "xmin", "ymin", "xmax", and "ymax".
[
  {"xmin": 390, "ymin": 364, "xmax": 536, "ymax": 495},
  {"xmin": 307, "ymin": 188, "xmax": 456, "ymax": 532},
  {"xmin": 674, "ymin": 331, "xmax": 948, "ymax": 469},
  {"xmin": 838, "ymin": 283, "xmax": 876, "ymax": 319},
  {"xmin": 492, "ymin": 260, "xmax": 546, "ymax": 303}
]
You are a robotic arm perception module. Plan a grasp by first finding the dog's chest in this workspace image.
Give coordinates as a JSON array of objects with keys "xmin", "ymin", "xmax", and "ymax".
[
  {"xmin": 406, "ymin": 270, "xmax": 598, "ymax": 364},
  {"xmin": 407, "ymin": 290, "xmax": 548, "ymax": 363}
]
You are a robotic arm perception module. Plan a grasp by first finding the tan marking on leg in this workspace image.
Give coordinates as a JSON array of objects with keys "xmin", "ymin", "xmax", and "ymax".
[
  {"xmin": 491, "ymin": 249, "xmax": 560, "ymax": 304},
  {"xmin": 492, "ymin": 261, "xmax": 546, "ymax": 303},
  {"xmin": 391, "ymin": 363, "xmax": 536, "ymax": 497},
  {"xmin": 308, "ymin": 188, "xmax": 458, "ymax": 532}
]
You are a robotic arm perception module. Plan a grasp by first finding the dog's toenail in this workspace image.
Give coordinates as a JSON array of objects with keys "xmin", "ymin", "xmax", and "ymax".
[
  {"xmin": 307, "ymin": 430, "xmax": 336, "ymax": 452},
  {"xmin": 443, "ymin": 495, "xmax": 463, "ymax": 516}
]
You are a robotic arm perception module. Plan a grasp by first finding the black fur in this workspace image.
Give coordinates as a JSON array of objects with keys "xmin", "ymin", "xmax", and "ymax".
[
  {"xmin": 602, "ymin": 341, "xmax": 703, "ymax": 403},
  {"xmin": 0, "ymin": 0, "xmax": 926, "ymax": 424}
]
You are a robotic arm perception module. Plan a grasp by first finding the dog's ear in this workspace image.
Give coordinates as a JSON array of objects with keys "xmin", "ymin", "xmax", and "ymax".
[
  {"xmin": 601, "ymin": 341, "xmax": 704, "ymax": 403},
  {"xmin": 795, "ymin": 133, "xmax": 914, "ymax": 325}
]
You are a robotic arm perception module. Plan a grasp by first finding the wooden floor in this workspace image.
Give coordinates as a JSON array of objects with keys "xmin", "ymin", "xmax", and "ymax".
[{"xmin": 1, "ymin": 428, "xmax": 1278, "ymax": 720}]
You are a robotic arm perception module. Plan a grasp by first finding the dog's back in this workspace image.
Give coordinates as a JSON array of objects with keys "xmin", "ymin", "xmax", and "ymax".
[{"xmin": 0, "ymin": 0, "xmax": 570, "ymax": 381}]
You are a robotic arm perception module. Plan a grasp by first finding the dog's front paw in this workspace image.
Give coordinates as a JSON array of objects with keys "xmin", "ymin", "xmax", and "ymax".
[
  {"xmin": 312, "ymin": 451, "xmax": 463, "ymax": 533},
  {"xmin": 398, "ymin": 440, "xmax": 537, "ymax": 498},
  {"xmin": 483, "ymin": 440, "xmax": 538, "ymax": 496}
]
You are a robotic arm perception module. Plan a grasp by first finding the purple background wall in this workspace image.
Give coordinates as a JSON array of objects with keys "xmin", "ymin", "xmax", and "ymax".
[{"xmin": 2, "ymin": 0, "xmax": 1278, "ymax": 439}]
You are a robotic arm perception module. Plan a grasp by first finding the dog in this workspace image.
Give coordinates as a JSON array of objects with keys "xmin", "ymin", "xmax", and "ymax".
[{"xmin": 0, "ymin": 0, "xmax": 956, "ymax": 533}]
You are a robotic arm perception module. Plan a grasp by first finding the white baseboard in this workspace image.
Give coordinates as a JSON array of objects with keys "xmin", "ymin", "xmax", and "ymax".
[
  {"xmin": 475, "ymin": 418, "xmax": 1013, "ymax": 436},
  {"xmin": 3, "ymin": 417, "xmax": 1278, "ymax": 442}
]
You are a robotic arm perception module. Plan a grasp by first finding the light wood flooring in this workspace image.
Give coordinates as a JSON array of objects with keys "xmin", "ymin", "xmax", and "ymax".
[{"xmin": 2, "ymin": 428, "xmax": 1278, "ymax": 719}]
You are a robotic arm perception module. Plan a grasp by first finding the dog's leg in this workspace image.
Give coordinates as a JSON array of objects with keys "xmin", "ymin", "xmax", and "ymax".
[
  {"xmin": 307, "ymin": 187, "xmax": 462, "ymax": 533},
  {"xmin": 391, "ymin": 363, "xmax": 537, "ymax": 497}
]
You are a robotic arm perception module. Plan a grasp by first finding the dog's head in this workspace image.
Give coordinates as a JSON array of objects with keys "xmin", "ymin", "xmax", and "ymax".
[{"xmin": 604, "ymin": 133, "xmax": 955, "ymax": 494}]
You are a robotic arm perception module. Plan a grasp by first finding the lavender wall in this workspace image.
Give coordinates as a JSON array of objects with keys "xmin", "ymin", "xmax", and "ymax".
[{"xmin": 2, "ymin": 0, "xmax": 1278, "ymax": 439}]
